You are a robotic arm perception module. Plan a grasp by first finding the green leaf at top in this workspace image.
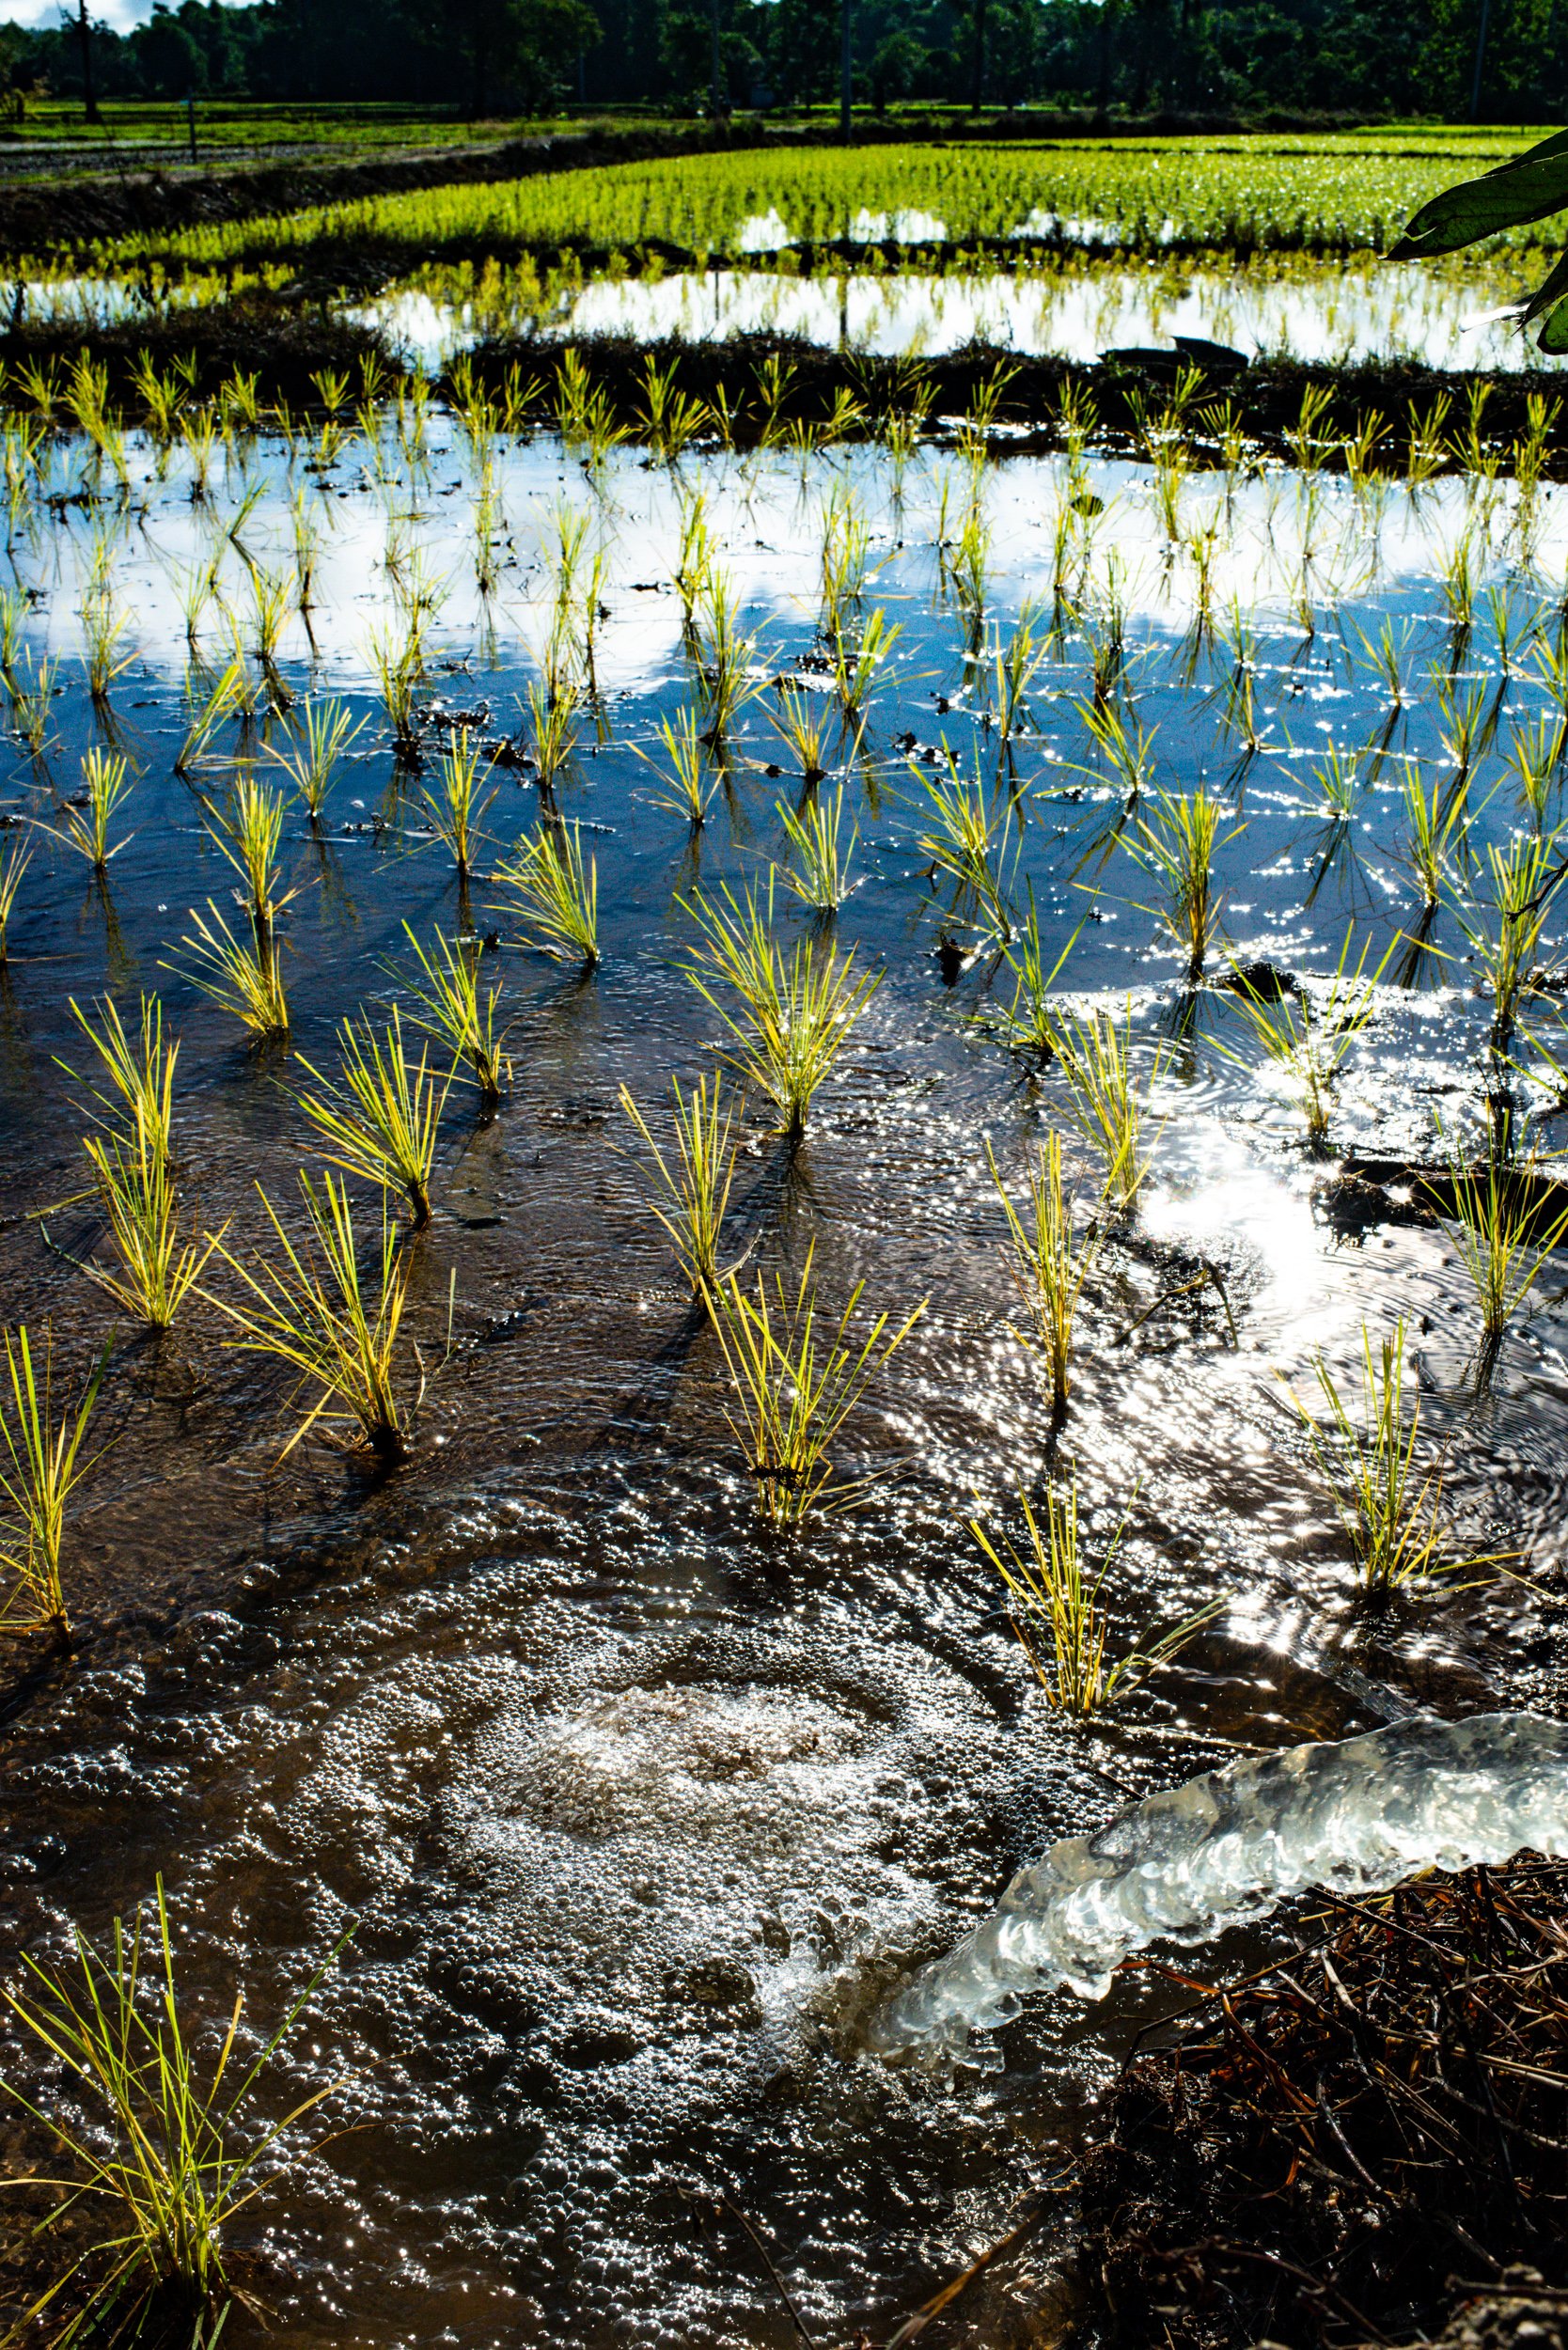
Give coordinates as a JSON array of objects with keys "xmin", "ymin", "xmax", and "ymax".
[{"xmin": 1390, "ymin": 125, "xmax": 1568, "ymax": 258}]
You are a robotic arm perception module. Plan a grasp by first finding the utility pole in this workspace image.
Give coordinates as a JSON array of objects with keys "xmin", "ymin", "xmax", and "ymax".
[
  {"xmin": 840, "ymin": 0, "xmax": 852, "ymax": 137},
  {"xmin": 1469, "ymin": 0, "xmax": 1491, "ymax": 118},
  {"xmin": 74, "ymin": 0, "xmax": 101, "ymax": 127}
]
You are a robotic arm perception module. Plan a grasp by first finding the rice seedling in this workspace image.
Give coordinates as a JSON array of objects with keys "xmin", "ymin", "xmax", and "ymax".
[
  {"xmin": 9, "ymin": 647, "xmax": 60, "ymax": 756},
  {"xmin": 0, "ymin": 1878, "xmax": 347, "ymax": 2350},
  {"xmin": 1455, "ymin": 830, "xmax": 1565, "ymax": 1045},
  {"xmin": 176, "ymin": 655, "xmax": 250, "ymax": 775},
  {"xmin": 633, "ymin": 354, "xmax": 709, "ymax": 461},
  {"xmin": 832, "ymin": 605, "xmax": 901, "ymax": 724},
  {"xmin": 987, "ymin": 1129, "xmax": 1104, "ymax": 1416},
  {"xmin": 402, "ymin": 924, "xmax": 510, "ymax": 1109},
  {"xmin": 1046, "ymin": 1001, "xmax": 1168, "ymax": 1212},
  {"xmin": 207, "ymin": 1170, "xmax": 428, "ymax": 1460},
  {"xmin": 71, "ymin": 1119, "xmax": 222, "ymax": 1331},
  {"xmin": 1226, "ymin": 932, "xmax": 1384, "ymax": 1148},
  {"xmin": 52, "ymin": 748, "xmax": 134, "ymax": 872},
  {"xmin": 80, "ymin": 588, "xmax": 133, "ymax": 706},
  {"xmin": 202, "ymin": 771, "xmax": 294, "ymax": 971},
  {"xmin": 265, "ymin": 696, "xmax": 364, "ymax": 822},
  {"xmin": 170, "ymin": 901, "xmax": 289, "ymax": 1039},
  {"xmin": 989, "ymin": 889, "xmax": 1084, "ymax": 1056},
  {"xmin": 769, "ymin": 684, "xmax": 842, "ymax": 786},
  {"xmin": 1285, "ymin": 1319, "xmax": 1492, "ymax": 1590},
  {"xmin": 1401, "ymin": 759, "xmax": 1469, "ymax": 909},
  {"xmin": 704, "ymin": 1244, "xmax": 924, "ymax": 1526},
  {"xmin": 695, "ymin": 577, "xmax": 761, "ymax": 752},
  {"xmin": 1503, "ymin": 713, "xmax": 1564, "ymax": 834},
  {"xmin": 0, "ymin": 1324, "xmax": 106, "ymax": 1639},
  {"xmin": 776, "ymin": 784, "xmax": 856, "ymax": 913},
  {"xmin": 994, "ymin": 601, "xmax": 1048, "ymax": 741},
  {"xmin": 971, "ymin": 1482, "xmax": 1217, "ymax": 1715},
  {"xmin": 524, "ymin": 678, "xmax": 581, "ymax": 795},
  {"xmin": 682, "ymin": 876, "xmax": 881, "ymax": 1136},
  {"xmin": 640, "ymin": 707, "xmax": 717, "ymax": 824},
  {"xmin": 0, "ymin": 835, "xmax": 28, "ymax": 963},
  {"xmin": 0, "ymin": 583, "xmax": 30, "ymax": 682},
  {"xmin": 1435, "ymin": 673, "xmax": 1494, "ymax": 798},
  {"xmin": 296, "ymin": 1005, "xmax": 449, "ymax": 1230},
  {"xmin": 618, "ymin": 1073, "xmax": 743, "ymax": 1292},
  {"xmin": 494, "ymin": 819, "xmax": 599, "ymax": 966},
  {"xmin": 1125, "ymin": 785, "xmax": 1243, "ymax": 983},
  {"xmin": 1431, "ymin": 1146, "xmax": 1568, "ymax": 1350},
  {"xmin": 1352, "ymin": 616, "xmax": 1416, "ymax": 705},
  {"xmin": 62, "ymin": 993, "xmax": 179, "ymax": 1172},
  {"xmin": 421, "ymin": 730, "xmax": 497, "ymax": 876},
  {"xmin": 366, "ymin": 625, "xmax": 421, "ymax": 752},
  {"xmin": 1076, "ymin": 694, "xmax": 1159, "ymax": 806},
  {"xmin": 914, "ymin": 749, "xmax": 1015, "ymax": 936}
]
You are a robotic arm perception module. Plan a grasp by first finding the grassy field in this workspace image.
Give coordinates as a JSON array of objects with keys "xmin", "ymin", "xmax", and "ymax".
[
  {"xmin": 0, "ymin": 98, "xmax": 601, "ymax": 156},
  {"xmin": 92, "ymin": 130, "xmax": 1558, "ymax": 274}
]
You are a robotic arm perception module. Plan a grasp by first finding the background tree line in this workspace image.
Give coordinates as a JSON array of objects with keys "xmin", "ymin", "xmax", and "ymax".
[{"xmin": 0, "ymin": 0, "xmax": 1546, "ymax": 124}]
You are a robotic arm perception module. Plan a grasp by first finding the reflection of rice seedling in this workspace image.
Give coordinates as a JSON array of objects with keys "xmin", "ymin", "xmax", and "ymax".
[
  {"xmin": 1047, "ymin": 1001, "xmax": 1168, "ymax": 1211},
  {"xmin": 297, "ymin": 1006, "xmax": 449, "ymax": 1230},
  {"xmin": 74, "ymin": 1120, "xmax": 221, "ymax": 1330},
  {"xmin": 402, "ymin": 924, "xmax": 509, "ymax": 1109},
  {"xmin": 63, "ymin": 993, "xmax": 178, "ymax": 1171},
  {"xmin": 54, "ymin": 749, "xmax": 134, "ymax": 872},
  {"xmin": 0, "ymin": 1324, "xmax": 106, "ymax": 1638},
  {"xmin": 1286, "ymin": 1319, "xmax": 1493, "ymax": 1590},
  {"xmin": 915, "ymin": 749, "xmax": 1014, "ymax": 934},
  {"xmin": 421, "ymin": 731, "xmax": 496, "ymax": 874},
  {"xmin": 682, "ymin": 877, "xmax": 880, "ymax": 1136},
  {"xmin": 705, "ymin": 1245, "xmax": 924, "ymax": 1526},
  {"xmin": 494, "ymin": 820, "xmax": 599, "ymax": 965},
  {"xmin": 0, "ymin": 1878, "xmax": 347, "ymax": 2350},
  {"xmin": 1126, "ymin": 785, "xmax": 1242, "ymax": 982},
  {"xmin": 777, "ymin": 783, "xmax": 856, "ymax": 912},
  {"xmin": 971, "ymin": 1482, "xmax": 1216, "ymax": 1714},
  {"xmin": 1432, "ymin": 1148, "xmax": 1568, "ymax": 1349},
  {"xmin": 208, "ymin": 1172, "xmax": 428, "ymax": 1461},
  {"xmin": 266, "ymin": 696, "xmax": 364, "ymax": 822},
  {"xmin": 639, "ymin": 708, "xmax": 715, "ymax": 824},
  {"xmin": 987, "ymin": 1130, "xmax": 1103, "ymax": 1415},
  {"xmin": 0, "ymin": 836, "xmax": 29, "ymax": 963},
  {"xmin": 769, "ymin": 685, "xmax": 839, "ymax": 786},
  {"xmin": 172, "ymin": 901, "xmax": 289, "ymax": 1038},
  {"xmin": 1227, "ymin": 932, "xmax": 1382, "ymax": 1147},
  {"xmin": 619, "ymin": 1073, "xmax": 743, "ymax": 1292}
]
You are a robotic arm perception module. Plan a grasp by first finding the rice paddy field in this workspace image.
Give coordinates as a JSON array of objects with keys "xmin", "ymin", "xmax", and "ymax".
[{"xmin": 0, "ymin": 124, "xmax": 1566, "ymax": 2350}]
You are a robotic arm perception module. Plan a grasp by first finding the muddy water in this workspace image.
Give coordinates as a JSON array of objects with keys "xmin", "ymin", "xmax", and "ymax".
[{"xmin": 0, "ymin": 422, "xmax": 1566, "ymax": 2345}]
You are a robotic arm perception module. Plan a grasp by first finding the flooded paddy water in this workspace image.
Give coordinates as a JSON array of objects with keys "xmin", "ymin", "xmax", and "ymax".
[{"xmin": 0, "ymin": 380, "xmax": 1567, "ymax": 2345}]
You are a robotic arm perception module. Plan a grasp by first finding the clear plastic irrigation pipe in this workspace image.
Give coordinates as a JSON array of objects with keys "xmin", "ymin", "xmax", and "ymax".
[{"xmin": 871, "ymin": 1712, "xmax": 1568, "ymax": 2059}]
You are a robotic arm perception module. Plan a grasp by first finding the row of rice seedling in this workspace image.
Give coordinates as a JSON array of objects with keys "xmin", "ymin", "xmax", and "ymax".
[{"xmin": 79, "ymin": 134, "xmax": 1544, "ymax": 279}]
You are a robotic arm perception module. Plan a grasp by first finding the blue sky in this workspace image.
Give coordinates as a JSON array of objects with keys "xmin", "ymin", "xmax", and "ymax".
[{"xmin": 0, "ymin": 0, "xmax": 258, "ymax": 33}]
